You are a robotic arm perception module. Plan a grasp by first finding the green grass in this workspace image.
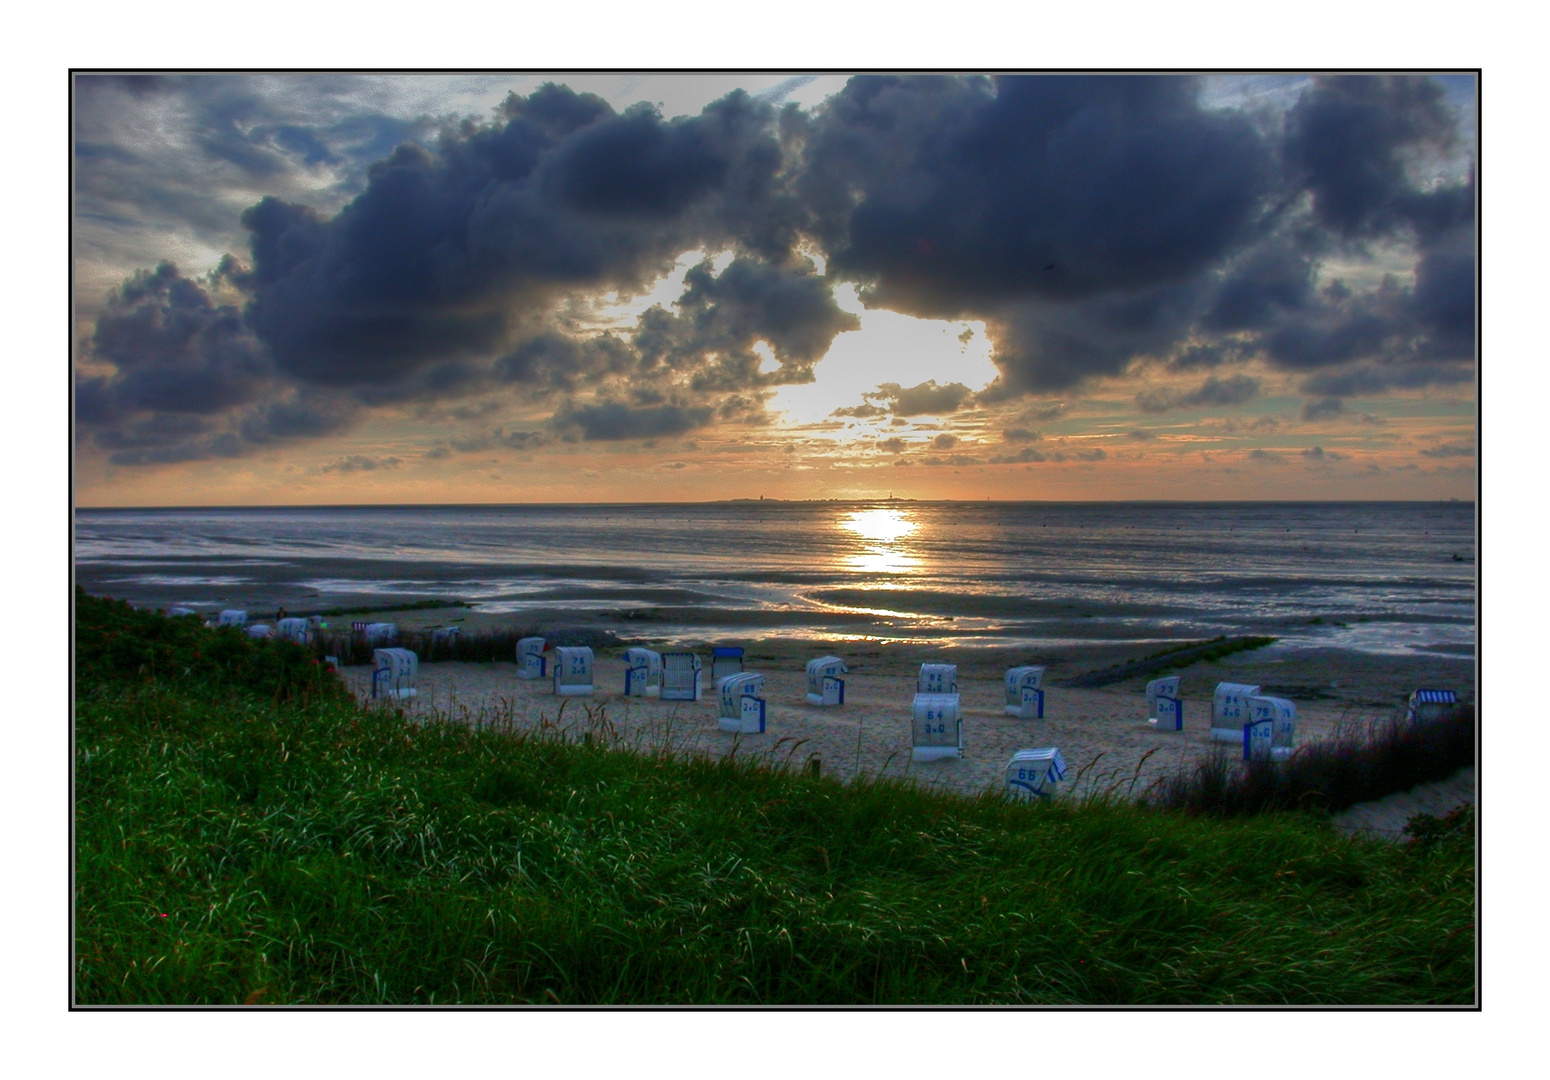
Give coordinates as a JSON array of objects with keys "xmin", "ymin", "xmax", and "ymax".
[{"xmin": 75, "ymin": 591, "xmax": 1474, "ymax": 1005}]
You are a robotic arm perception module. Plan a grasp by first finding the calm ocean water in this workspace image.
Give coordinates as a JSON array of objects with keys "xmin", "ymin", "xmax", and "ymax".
[{"xmin": 74, "ymin": 501, "xmax": 1476, "ymax": 657}]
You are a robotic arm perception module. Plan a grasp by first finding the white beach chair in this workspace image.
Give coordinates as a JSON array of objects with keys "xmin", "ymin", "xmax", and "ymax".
[
  {"xmin": 431, "ymin": 626, "xmax": 460, "ymax": 645},
  {"xmin": 277, "ymin": 617, "xmax": 310, "ymax": 644},
  {"xmin": 661, "ymin": 652, "xmax": 702, "ymax": 702},
  {"xmin": 623, "ymin": 647, "xmax": 662, "ymax": 697},
  {"xmin": 309, "ymin": 615, "xmax": 327, "ymax": 631},
  {"xmin": 362, "ymin": 622, "xmax": 397, "ymax": 646},
  {"xmin": 1248, "ymin": 695, "xmax": 1297, "ymax": 761},
  {"xmin": 166, "ymin": 606, "xmax": 196, "ymax": 618},
  {"xmin": 918, "ymin": 663, "xmax": 958, "ymax": 695},
  {"xmin": 711, "ymin": 647, "xmax": 745, "ymax": 685},
  {"xmin": 1210, "ymin": 682, "xmax": 1261, "ymax": 743},
  {"xmin": 806, "ymin": 656, "xmax": 848, "ymax": 706},
  {"xmin": 1006, "ymin": 748, "xmax": 1066, "ymax": 800},
  {"xmin": 372, "ymin": 647, "xmax": 418, "ymax": 700},
  {"xmin": 516, "ymin": 637, "xmax": 546, "ymax": 680},
  {"xmin": 218, "ymin": 609, "xmax": 247, "ymax": 628},
  {"xmin": 245, "ymin": 623, "xmax": 275, "ymax": 639},
  {"xmin": 717, "ymin": 672, "xmax": 767, "ymax": 734},
  {"xmin": 552, "ymin": 646, "xmax": 594, "ymax": 696},
  {"xmin": 1146, "ymin": 676, "xmax": 1183, "ymax": 731},
  {"xmin": 912, "ymin": 692, "xmax": 962, "ymax": 762},
  {"xmin": 1004, "ymin": 666, "xmax": 1046, "ymax": 718},
  {"xmin": 1406, "ymin": 688, "xmax": 1459, "ymax": 723}
]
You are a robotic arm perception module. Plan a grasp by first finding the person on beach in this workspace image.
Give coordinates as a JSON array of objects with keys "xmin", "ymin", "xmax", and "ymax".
[{"xmin": 276, "ymin": 606, "xmax": 288, "ymax": 622}]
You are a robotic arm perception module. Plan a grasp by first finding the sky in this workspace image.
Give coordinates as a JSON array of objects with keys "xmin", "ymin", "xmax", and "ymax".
[{"xmin": 73, "ymin": 71, "xmax": 1477, "ymax": 505}]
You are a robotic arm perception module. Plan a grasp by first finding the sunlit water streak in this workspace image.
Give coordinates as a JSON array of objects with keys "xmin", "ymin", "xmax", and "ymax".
[{"xmin": 75, "ymin": 501, "xmax": 1476, "ymax": 656}]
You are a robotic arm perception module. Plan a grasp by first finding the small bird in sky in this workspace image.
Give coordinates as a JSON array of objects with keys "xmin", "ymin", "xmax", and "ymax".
[{"xmin": 1044, "ymin": 262, "xmax": 1057, "ymax": 271}]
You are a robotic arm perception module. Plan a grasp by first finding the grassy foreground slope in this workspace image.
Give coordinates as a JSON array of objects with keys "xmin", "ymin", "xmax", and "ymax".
[{"xmin": 75, "ymin": 592, "xmax": 1474, "ymax": 1005}]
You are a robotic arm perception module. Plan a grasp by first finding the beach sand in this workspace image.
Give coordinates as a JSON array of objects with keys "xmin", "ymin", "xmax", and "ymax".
[{"xmin": 339, "ymin": 632, "xmax": 1476, "ymax": 805}]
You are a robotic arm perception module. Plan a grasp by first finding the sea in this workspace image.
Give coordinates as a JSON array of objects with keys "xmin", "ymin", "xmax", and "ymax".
[{"xmin": 74, "ymin": 501, "xmax": 1477, "ymax": 658}]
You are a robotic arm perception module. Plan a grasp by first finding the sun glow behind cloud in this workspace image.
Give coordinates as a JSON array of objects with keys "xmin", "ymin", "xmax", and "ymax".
[{"xmin": 771, "ymin": 286, "xmax": 999, "ymax": 425}]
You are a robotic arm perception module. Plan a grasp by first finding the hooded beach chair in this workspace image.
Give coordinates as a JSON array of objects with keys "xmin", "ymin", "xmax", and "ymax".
[
  {"xmin": 1006, "ymin": 748, "xmax": 1066, "ymax": 800},
  {"xmin": 276, "ymin": 617, "xmax": 310, "ymax": 644},
  {"xmin": 166, "ymin": 606, "xmax": 196, "ymax": 618},
  {"xmin": 372, "ymin": 647, "xmax": 418, "ymax": 700},
  {"xmin": 364, "ymin": 623, "xmax": 398, "ymax": 646},
  {"xmin": 245, "ymin": 623, "xmax": 275, "ymax": 639},
  {"xmin": 1146, "ymin": 676, "xmax": 1182, "ymax": 731},
  {"xmin": 717, "ymin": 671, "xmax": 767, "ymax": 733},
  {"xmin": 623, "ymin": 647, "xmax": 662, "ymax": 697},
  {"xmin": 805, "ymin": 656, "xmax": 848, "ymax": 706},
  {"xmin": 911, "ymin": 692, "xmax": 962, "ymax": 762},
  {"xmin": 218, "ymin": 609, "xmax": 247, "ymax": 628},
  {"xmin": 661, "ymin": 652, "xmax": 702, "ymax": 701},
  {"xmin": 711, "ymin": 647, "xmax": 745, "ymax": 686},
  {"xmin": 1247, "ymin": 695, "xmax": 1297, "ymax": 761},
  {"xmin": 917, "ymin": 663, "xmax": 958, "ymax": 695},
  {"xmin": 516, "ymin": 637, "xmax": 546, "ymax": 680},
  {"xmin": 1004, "ymin": 666, "xmax": 1046, "ymax": 718},
  {"xmin": 552, "ymin": 646, "xmax": 594, "ymax": 696},
  {"xmin": 1210, "ymin": 682, "xmax": 1261, "ymax": 743},
  {"xmin": 1406, "ymin": 689, "xmax": 1459, "ymax": 723}
]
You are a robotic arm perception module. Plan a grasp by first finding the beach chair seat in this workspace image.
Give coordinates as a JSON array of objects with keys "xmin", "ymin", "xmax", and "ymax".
[
  {"xmin": 1006, "ymin": 748, "xmax": 1066, "ymax": 800},
  {"xmin": 805, "ymin": 656, "xmax": 848, "ymax": 706},
  {"xmin": 911, "ymin": 692, "xmax": 962, "ymax": 762}
]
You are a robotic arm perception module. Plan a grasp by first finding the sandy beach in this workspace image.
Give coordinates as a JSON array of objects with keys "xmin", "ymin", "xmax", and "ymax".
[{"xmin": 339, "ymin": 629, "xmax": 1476, "ymax": 805}]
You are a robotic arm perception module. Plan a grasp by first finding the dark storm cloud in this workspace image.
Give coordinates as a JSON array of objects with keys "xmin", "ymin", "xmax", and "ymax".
[
  {"xmin": 551, "ymin": 401, "xmax": 716, "ymax": 441},
  {"xmin": 1135, "ymin": 374, "xmax": 1260, "ymax": 413},
  {"xmin": 1283, "ymin": 75, "xmax": 1465, "ymax": 239},
  {"xmin": 237, "ymin": 86, "xmax": 802, "ymax": 393},
  {"xmin": 1301, "ymin": 397, "xmax": 1345, "ymax": 421},
  {"xmin": 802, "ymin": 75, "xmax": 1274, "ymax": 314},
  {"xmin": 78, "ymin": 73, "xmax": 1474, "ymax": 468}
]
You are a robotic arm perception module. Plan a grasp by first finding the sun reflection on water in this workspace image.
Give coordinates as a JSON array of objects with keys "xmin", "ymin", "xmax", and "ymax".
[{"xmin": 840, "ymin": 508, "xmax": 920, "ymax": 574}]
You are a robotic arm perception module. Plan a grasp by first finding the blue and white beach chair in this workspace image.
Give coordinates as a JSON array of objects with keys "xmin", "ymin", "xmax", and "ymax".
[
  {"xmin": 711, "ymin": 647, "xmax": 745, "ymax": 686},
  {"xmin": 1146, "ymin": 676, "xmax": 1182, "ymax": 731},
  {"xmin": 1005, "ymin": 666, "xmax": 1046, "ymax": 718},
  {"xmin": 1211, "ymin": 682, "xmax": 1262, "ymax": 743},
  {"xmin": 912, "ymin": 692, "xmax": 962, "ymax": 762},
  {"xmin": 661, "ymin": 652, "xmax": 702, "ymax": 702},
  {"xmin": 1406, "ymin": 688, "xmax": 1459, "ymax": 723},
  {"xmin": 552, "ymin": 646, "xmax": 594, "ymax": 696},
  {"xmin": 1248, "ymin": 695, "xmax": 1297, "ymax": 761},
  {"xmin": 918, "ymin": 663, "xmax": 958, "ymax": 695},
  {"xmin": 218, "ymin": 609, "xmax": 247, "ymax": 628},
  {"xmin": 623, "ymin": 647, "xmax": 662, "ymax": 697},
  {"xmin": 806, "ymin": 656, "xmax": 848, "ymax": 706},
  {"xmin": 1006, "ymin": 748, "xmax": 1066, "ymax": 800},
  {"xmin": 717, "ymin": 672, "xmax": 767, "ymax": 734},
  {"xmin": 516, "ymin": 637, "xmax": 546, "ymax": 680},
  {"xmin": 372, "ymin": 647, "xmax": 418, "ymax": 700}
]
